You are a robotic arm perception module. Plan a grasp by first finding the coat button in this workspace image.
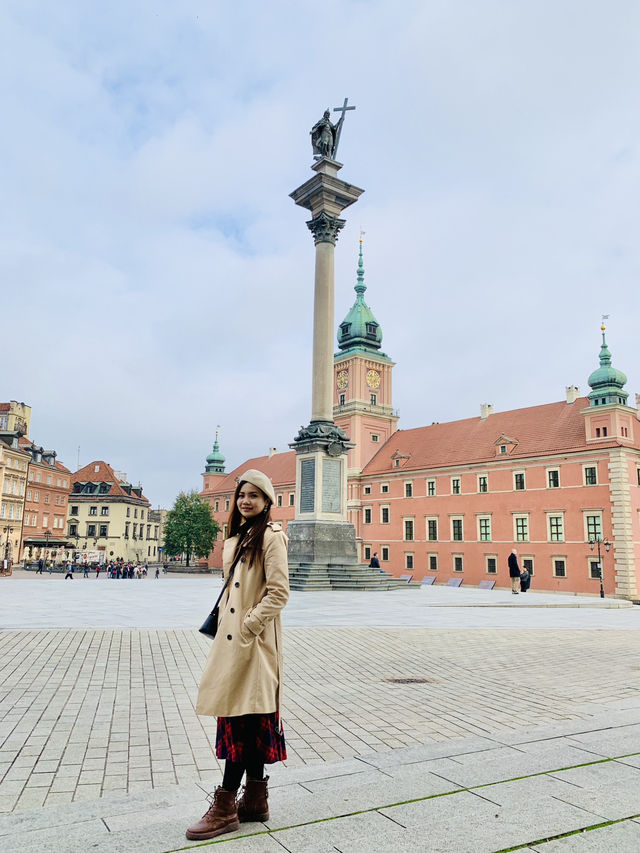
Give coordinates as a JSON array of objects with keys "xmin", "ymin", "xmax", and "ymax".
[
  {"xmin": 227, "ymin": 634, "xmax": 232, "ymax": 640},
  {"xmin": 241, "ymin": 557, "xmax": 246, "ymax": 562},
  {"xmin": 230, "ymin": 607, "xmax": 235, "ymax": 613},
  {"xmin": 234, "ymin": 582, "xmax": 240, "ymax": 587}
]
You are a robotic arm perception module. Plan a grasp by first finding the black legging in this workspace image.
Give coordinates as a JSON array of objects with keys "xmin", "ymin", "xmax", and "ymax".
[{"xmin": 222, "ymin": 759, "xmax": 264, "ymax": 791}]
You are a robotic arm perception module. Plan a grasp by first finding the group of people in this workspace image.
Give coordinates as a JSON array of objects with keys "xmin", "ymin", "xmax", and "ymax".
[{"xmin": 38, "ymin": 559, "xmax": 164, "ymax": 580}]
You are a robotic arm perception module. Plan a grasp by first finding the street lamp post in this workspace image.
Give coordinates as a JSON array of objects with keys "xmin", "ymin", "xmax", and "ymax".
[
  {"xmin": 589, "ymin": 536, "xmax": 611, "ymax": 599},
  {"xmin": 3, "ymin": 525, "xmax": 14, "ymax": 564},
  {"xmin": 43, "ymin": 529, "xmax": 52, "ymax": 569}
]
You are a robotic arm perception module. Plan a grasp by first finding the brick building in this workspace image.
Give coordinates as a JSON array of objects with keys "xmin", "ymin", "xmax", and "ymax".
[{"xmin": 200, "ymin": 245, "xmax": 639, "ymax": 598}]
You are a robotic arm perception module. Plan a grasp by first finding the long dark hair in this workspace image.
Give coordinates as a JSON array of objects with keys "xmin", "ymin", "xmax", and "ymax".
[{"xmin": 227, "ymin": 479, "xmax": 272, "ymax": 560}]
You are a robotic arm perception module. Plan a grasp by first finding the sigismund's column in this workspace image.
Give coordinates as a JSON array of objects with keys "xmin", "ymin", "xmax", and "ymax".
[{"xmin": 286, "ymin": 103, "xmax": 364, "ymax": 569}]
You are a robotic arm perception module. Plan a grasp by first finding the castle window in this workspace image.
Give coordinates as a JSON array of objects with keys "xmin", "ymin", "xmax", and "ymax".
[
  {"xmin": 514, "ymin": 472, "xmax": 525, "ymax": 491},
  {"xmin": 405, "ymin": 482, "xmax": 413, "ymax": 497},
  {"xmin": 381, "ymin": 483, "xmax": 389, "ymax": 494},
  {"xmin": 548, "ymin": 515, "xmax": 564, "ymax": 542},
  {"xmin": 366, "ymin": 323, "xmax": 377, "ymax": 335},
  {"xmin": 381, "ymin": 506, "xmax": 390, "ymax": 524},
  {"xmin": 523, "ymin": 557, "xmax": 534, "ymax": 576},
  {"xmin": 585, "ymin": 514, "xmax": 602, "ymax": 540},
  {"xmin": 364, "ymin": 486, "xmax": 371, "ymax": 495},
  {"xmin": 340, "ymin": 323, "xmax": 351, "ymax": 335},
  {"xmin": 405, "ymin": 553, "xmax": 414, "ymax": 570},
  {"xmin": 500, "ymin": 445, "xmax": 507, "ymax": 454},
  {"xmin": 589, "ymin": 559, "xmax": 602, "ymax": 580},
  {"xmin": 478, "ymin": 517, "xmax": 491, "ymax": 541},
  {"xmin": 478, "ymin": 476, "xmax": 488, "ymax": 493},
  {"xmin": 584, "ymin": 466, "xmax": 598, "ymax": 486},
  {"xmin": 428, "ymin": 553, "xmax": 438, "ymax": 571},
  {"xmin": 364, "ymin": 546, "xmax": 371, "ymax": 561},
  {"xmin": 451, "ymin": 478, "xmax": 461, "ymax": 495},
  {"xmin": 371, "ymin": 434, "xmax": 379, "ymax": 442},
  {"xmin": 548, "ymin": 469, "xmax": 560, "ymax": 488},
  {"xmin": 514, "ymin": 515, "xmax": 529, "ymax": 542},
  {"xmin": 225, "ymin": 499, "xmax": 230, "ymax": 511},
  {"xmin": 289, "ymin": 493, "xmax": 295, "ymax": 506},
  {"xmin": 427, "ymin": 518, "xmax": 438, "ymax": 541},
  {"xmin": 370, "ymin": 394, "xmax": 377, "ymax": 406},
  {"xmin": 339, "ymin": 394, "xmax": 345, "ymax": 406},
  {"xmin": 277, "ymin": 494, "xmax": 283, "ymax": 507},
  {"xmin": 364, "ymin": 508, "xmax": 372, "ymax": 524},
  {"xmin": 453, "ymin": 555, "xmax": 464, "ymax": 572},
  {"xmin": 451, "ymin": 518, "xmax": 463, "ymax": 541},
  {"xmin": 381, "ymin": 546, "xmax": 389, "ymax": 561},
  {"xmin": 214, "ymin": 500, "xmax": 219, "ymax": 512},
  {"xmin": 427, "ymin": 479, "xmax": 436, "ymax": 496},
  {"xmin": 486, "ymin": 556, "xmax": 497, "ymax": 574},
  {"xmin": 403, "ymin": 519, "xmax": 414, "ymax": 541},
  {"xmin": 553, "ymin": 558, "xmax": 566, "ymax": 578}
]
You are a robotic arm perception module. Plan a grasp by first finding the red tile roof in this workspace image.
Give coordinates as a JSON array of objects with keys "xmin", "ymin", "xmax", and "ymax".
[
  {"xmin": 204, "ymin": 452, "xmax": 296, "ymax": 495},
  {"xmin": 363, "ymin": 397, "xmax": 612, "ymax": 475},
  {"xmin": 72, "ymin": 460, "xmax": 150, "ymax": 504},
  {"xmin": 0, "ymin": 403, "xmax": 10, "ymax": 413}
]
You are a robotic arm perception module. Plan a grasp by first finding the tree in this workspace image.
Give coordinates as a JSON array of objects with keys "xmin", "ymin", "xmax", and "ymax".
[{"xmin": 164, "ymin": 491, "xmax": 219, "ymax": 567}]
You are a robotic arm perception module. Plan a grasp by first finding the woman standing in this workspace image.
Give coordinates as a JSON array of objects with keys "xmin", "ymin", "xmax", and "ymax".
[{"xmin": 186, "ymin": 470, "xmax": 290, "ymax": 841}]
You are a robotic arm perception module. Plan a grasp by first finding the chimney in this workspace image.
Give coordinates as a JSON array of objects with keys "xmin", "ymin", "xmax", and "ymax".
[
  {"xmin": 480, "ymin": 403, "xmax": 494, "ymax": 420},
  {"xmin": 268, "ymin": 447, "xmax": 278, "ymax": 459},
  {"xmin": 566, "ymin": 385, "xmax": 580, "ymax": 404}
]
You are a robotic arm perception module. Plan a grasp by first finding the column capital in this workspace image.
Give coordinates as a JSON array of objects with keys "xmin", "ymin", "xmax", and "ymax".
[{"xmin": 306, "ymin": 212, "xmax": 346, "ymax": 246}]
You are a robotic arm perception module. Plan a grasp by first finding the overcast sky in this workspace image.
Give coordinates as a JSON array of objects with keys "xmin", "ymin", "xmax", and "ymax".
[{"xmin": 2, "ymin": 1, "xmax": 639, "ymax": 508}]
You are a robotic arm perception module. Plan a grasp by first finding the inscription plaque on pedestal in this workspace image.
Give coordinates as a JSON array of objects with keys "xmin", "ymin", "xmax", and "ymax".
[
  {"xmin": 300, "ymin": 459, "xmax": 315, "ymax": 513},
  {"xmin": 322, "ymin": 458, "xmax": 341, "ymax": 513}
]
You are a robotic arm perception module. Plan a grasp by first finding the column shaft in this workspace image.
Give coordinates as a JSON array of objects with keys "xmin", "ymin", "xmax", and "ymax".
[{"xmin": 311, "ymin": 241, "xmax": 335, "ymax": 422}]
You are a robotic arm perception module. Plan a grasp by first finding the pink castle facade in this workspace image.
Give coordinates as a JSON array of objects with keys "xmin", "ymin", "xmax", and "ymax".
[{"xmin": 201, "ymin": 247, "xmax": 640, "ymax": 599}]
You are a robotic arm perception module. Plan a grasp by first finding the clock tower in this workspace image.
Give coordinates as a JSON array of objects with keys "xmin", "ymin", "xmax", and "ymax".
[{"xmin": 334, "ymin": 238, "xmax": 398, "ymax": 473}]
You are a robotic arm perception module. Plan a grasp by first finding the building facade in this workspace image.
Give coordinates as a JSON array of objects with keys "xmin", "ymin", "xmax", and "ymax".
[
  {"xmin": 0, "ymin": 402, "xmax": 31, "ymax": 567},
  {"xmin": 200, "ymin": 247, "xmax": 640, "ymax": 599},
  {"xmin": 68, "ymin": 461, "xmax": 155, "ymax": 563},
  {"xmin": 20, "ymin": 440, "xmax": 72, "ymax": 565}
]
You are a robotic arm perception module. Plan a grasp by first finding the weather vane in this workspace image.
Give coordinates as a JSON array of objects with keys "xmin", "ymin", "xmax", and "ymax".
[{"xmin": 310, "ymin": 98, "xmax": 356, "ymax": 161}]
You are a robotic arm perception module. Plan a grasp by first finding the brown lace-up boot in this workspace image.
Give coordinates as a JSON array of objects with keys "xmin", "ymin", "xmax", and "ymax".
[
  {"xmin": 185, "ymin": 786, "xmax": 240, "ymax": 840},
  {"xmin": 237, "ymin": 775, "xmax": 270, "ymax": 822}
]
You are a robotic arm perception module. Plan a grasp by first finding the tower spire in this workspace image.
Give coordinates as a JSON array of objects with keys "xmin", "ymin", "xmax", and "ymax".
[
  {"xmin": 205, "ymin": 427, "xmax": 226, "ymax": 474},
  {"xmin": 587, "ymin": 321, "xmax": 628, "ymax": 407},
  {"xmin": 337, "ymin": 236, "xmax": 383, "ymax": 353}
]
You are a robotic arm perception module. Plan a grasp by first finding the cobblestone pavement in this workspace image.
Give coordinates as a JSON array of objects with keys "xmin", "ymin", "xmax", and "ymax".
[{"xmin": 1, "ymin": 625, "xmax": 639, "ymax": 816}]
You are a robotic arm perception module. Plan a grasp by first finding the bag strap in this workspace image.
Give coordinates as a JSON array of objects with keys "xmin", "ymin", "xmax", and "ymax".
[{"xmin": 209, "ymin": 535, "xmax": 247, "ymax": 613}]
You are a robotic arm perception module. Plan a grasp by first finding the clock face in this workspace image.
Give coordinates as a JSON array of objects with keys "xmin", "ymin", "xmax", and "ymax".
[
  {"xmin": 337, "ymin": 370, "xmax": 349, "ymax": 390},
  {"xmin": 366, "ymin": 369, "xmax": 381, "ymax": 389}
]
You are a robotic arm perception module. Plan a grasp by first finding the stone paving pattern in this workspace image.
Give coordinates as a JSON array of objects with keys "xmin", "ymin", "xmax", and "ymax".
[{"xmin": 1, "ymin": 574, "xmax": 639, "ymax": 851}]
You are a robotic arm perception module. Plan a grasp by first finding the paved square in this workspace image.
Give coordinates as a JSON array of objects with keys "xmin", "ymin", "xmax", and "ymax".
[{"xmin": 1, "ymin": 573, "xmax": 639, "ymax": 851}]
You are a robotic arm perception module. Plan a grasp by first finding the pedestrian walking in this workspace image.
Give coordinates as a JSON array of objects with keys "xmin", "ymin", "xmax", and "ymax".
[
  {"xmin": 508, "ymin": 549, "xmax": 520, "ymax": 594},
  {"xmin": 83, "ymin": 562, "xmax": 89, "ymax": 578},
  {"xmin": 186, "ymin": 470, "xmax": 289, "ymax": 841},
  {"xmin": 155, "ymin": 567, "xmax": 160, "ymax": 579},
  {"xmin": 64, "ymin": 567, "xmax": 73, "ymax": 580},
  {"xmin": 37, "ymin": 558, "xmax": 44, "ymax": 574}
]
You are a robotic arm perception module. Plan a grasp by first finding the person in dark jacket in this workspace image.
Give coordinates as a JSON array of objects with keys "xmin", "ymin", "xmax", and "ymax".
[
  {"xmin": 520, "ymin": 567, "xmax": 531, "ymax": 593},
  {"xmin": 508, "ymin": 549, "xmax": 520, "ymax": 594},
  {"xmin": 369, "ymin": 552, "xmax": 380, "ymax": 569}
]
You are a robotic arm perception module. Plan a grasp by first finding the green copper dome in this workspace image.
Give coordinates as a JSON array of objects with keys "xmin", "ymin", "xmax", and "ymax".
[
  {"xmin": 205, "ymin": 432, "xmax": 226, "ymax": 474},
  {"xmin": 337, "ymin": 239, "xmax": 383, "ymax": 352},
  {"xmin": 587, "ymin": 327, "xmax": 628, "ymax": 407}
]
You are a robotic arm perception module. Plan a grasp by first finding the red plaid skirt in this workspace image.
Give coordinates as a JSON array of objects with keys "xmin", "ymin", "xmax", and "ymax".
[{"xmin": 215, "ymin": 713, "xmax": 287, "ymax": 764}]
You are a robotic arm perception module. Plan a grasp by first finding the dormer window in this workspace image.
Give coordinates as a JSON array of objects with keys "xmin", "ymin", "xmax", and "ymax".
[
  {"xmin": 500, "ymin": 445, "xmax": 507, "ymax": 454},
  {"xmin": 366, "ymin": 323, "xmax": 377, "ymax": 336},
  {"xmin": 340, "ymin": 323, "xmax": 351, "ymax": 336}
]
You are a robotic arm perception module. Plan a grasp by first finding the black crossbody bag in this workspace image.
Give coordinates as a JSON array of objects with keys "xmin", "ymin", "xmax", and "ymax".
[{"xmin": 198, "ymin": 541, "xmax": 246, "ymax": 640}]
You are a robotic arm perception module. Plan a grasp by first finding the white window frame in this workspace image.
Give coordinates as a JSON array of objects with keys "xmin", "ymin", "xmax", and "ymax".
[
  {"xmin": 451, "ymin": 477, "xmax": 461, "ymax": 495},
  {"xmin": 363, "ymin": 506, "xmax": 372, "ymax": 524},
  {"xmin": 450, "ymin": 515, "xmax": 464, "ymax": 542},
  {"xmin": 485, "ymin": 554, "xmax": 498, "ymax": 574},
  {"xmin": 426, "ymin": 516, "xmax": 438, "ymax": 542},
  {"xmin": 380, "ymin": 482, "xmax": 389, "ymax": 494},
  {"xmin": 404, "ymin": 481, "xmax": 413, "ymax": 498},
  {"xmin": 547, "ymin": 468, "xmax": 560, "ymax": 489},
  {"xmin": 477, "ymin": 515, "xmax": 492, "ymax": 542},
  {"xmin": 514, "ymin": 513, "xmax": 529, "ymax": 542},
  {"xmin": 583, "ymin": 464, "xmax": 598, "ymax": 486},
  {"xmin": 478, "ymin": 475, "xmax": 488, "ymax": 493},
  {"xmin": 453, "ymin": 554, "xmax": 464, "ymax": 572},
  {"xmin": 427, "ymin": 552, "xmax": 438, "ymax": 572},
  {"xmin": 426, "ymin": 478, "xmax": 436, "ymax": 497},
  {"xmin": 405, "ymin": 552, "xmax": 414, "ymax": 570},
  {"xmin": 513, "ymin": 471, "xmax": 526, "ymax": 491},
  {"xmin": 553, "ymin": 556, "xmax": 567, "ymax": 578},
  {"xmin": 403, "ymin": 517, "xmax": 415, "ymax": 541},
  {"xmin": 546, "ymin": 512, "xmax": 565, "ymax": 543},
  {"xmin": 380, "ymin": 505, "xmax": 390, "ymax": 524},
  {"xmin": 381, "ymin": 545, "xmax": 390, "ymax": 561},
  {"xmin": 583, "ymin": 511, "xmax": 603, "ymax": 542}
]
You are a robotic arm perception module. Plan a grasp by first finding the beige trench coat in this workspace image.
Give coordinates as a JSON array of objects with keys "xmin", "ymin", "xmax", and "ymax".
[{"xmin": 196, "ymin": 522, "xmax": 289, "ymax": 719}]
